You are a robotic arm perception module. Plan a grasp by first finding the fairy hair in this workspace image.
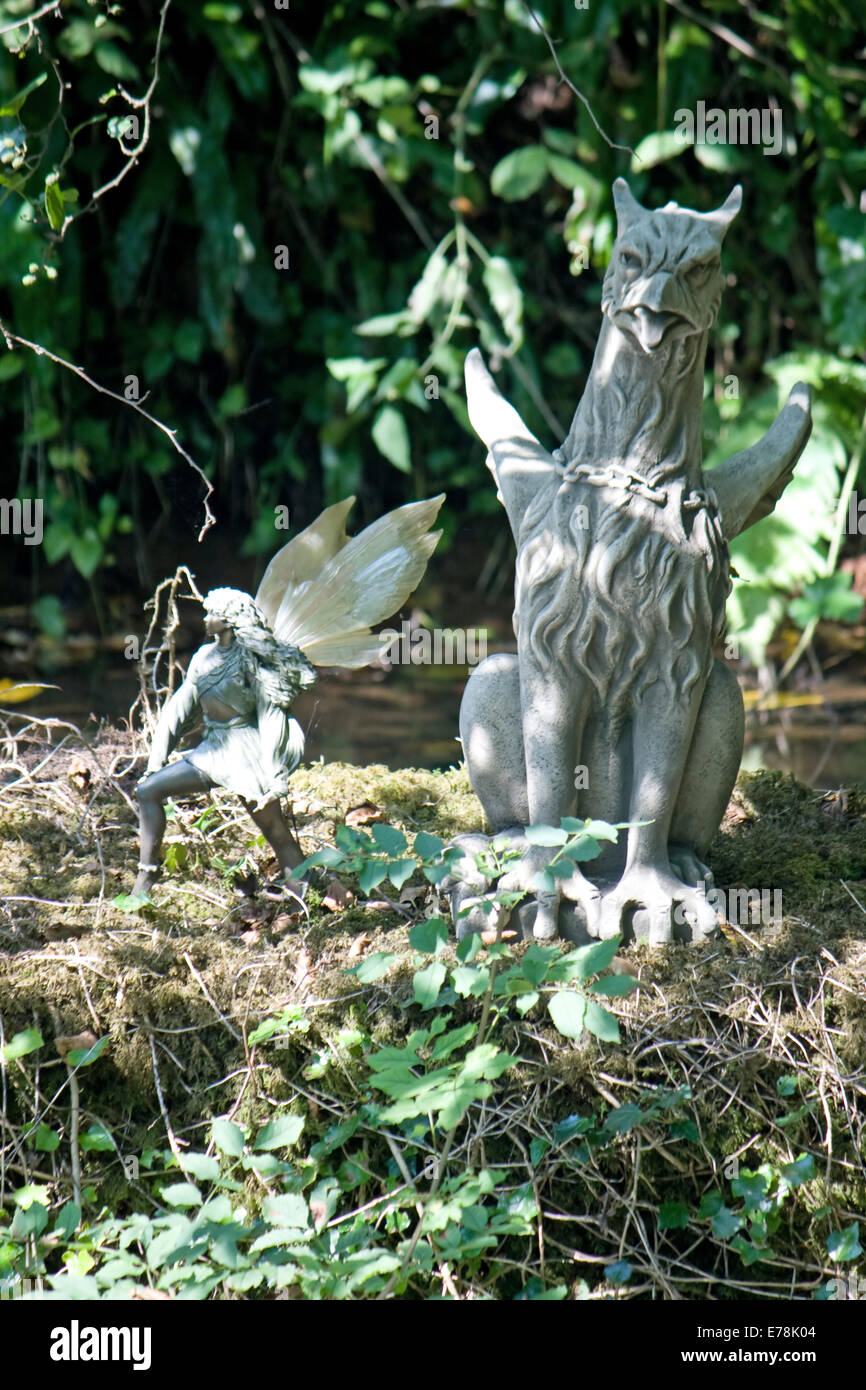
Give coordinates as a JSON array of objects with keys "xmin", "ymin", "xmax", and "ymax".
[{"xmin": 202, "ymin": 588, "xmax": 315, "ymax": 709}]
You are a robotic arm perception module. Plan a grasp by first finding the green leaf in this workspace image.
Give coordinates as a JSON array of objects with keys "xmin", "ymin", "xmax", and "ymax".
[
  {"xmin": 776, "ymin": 1075, "xmax": 798, "ymax": 1097},
  {"xmin": 67, "ymin": 1035, "xmax": 110, "ymax": 1068},
  {"xmin": 564, "ymin": 936, "xmax": 622, "ymax": 980},
  {"xmin": 482, "ymin": 255, "xmax": 523, "ymax": 353},
  {"xmin": 254, "ymin": 1114, "xmax": 304, "ymax": 1151},
  {"xmin": 212, "ymin": 1119, "xmax": 245, "ymax": 1157},
  {"xmin": 44, "ymin": 177, "xmax": 66, "ymax": 232},
  {"xmin": 490, "ymin": 145, "xmax": 549, "ymax": 201},
  {"xmin": 372, "ymin": 404, "xmax": 411, "ymax": 473},
  {"xmin": 414, "ymin": 831, "xmax": 443, "ymax": 859},
  {"xmin": 583, "ymin": 1000, "xmax": 620, "ymax": 1042},
  {"xmin": 604, "ymin": 1260, "xmax": 633, "ymax": 1284},
  {"xmin": 387, "ymin": 858, "xmax": 417, "ymax": 890},
  {"xmin": 524, "ymin": 824, "xmax": 568, "ymax": 846},
  {"xmin": 54, "ymin": 1202, "xmax": 81, "ymax": 1239},
  {"xmin": 263, "ymin": 1193, "xmax": 310, "ymax": 1229},
  {"xmin": 711, "ymin": 1207, "xmax": 743, "ymax": 1239},
  {"xmin": 0, "ymin": 72, "xmax": 47, "ymax": 118},
  {"xmin": 358, "ymin": 860, "xmax": 388, "ymax": 895},
  {"xmin": 827, "ymin": 1224, "xmax": 862, "ymax": 1262},
  {"xmin": 547, "ymin": 990, "xmax": 586, "ymax": 1039},
  {"xmin": 79, "ymin": 1123, "xmax": 114, "ymax": 1152},
  {"xmin": 658, "ymin": 1201, "xmax": 690, "ymax": 1230},
  {"xmin": 456, "ymin": 932, "xmax": 481, "ymax": 963},
  {"xmin": 453, "ymin": 964, "xmax": 490, "ymax": 998},
  {"xmin": 349, "ymin": 950, "xmax": 398, "ymax": 983},
  {"xmin": 408, "ymin": 917, "xmax": 449, "ymax": 955},
  {"xmin": 602, "ymin": 1104, "xmax": 643, "ymax": 1135},
  {"xmin": 371, "ymin": 824, "xmax": 408, "ymax": 855},
  {"xmin": 779, "ymin": 1154, "xmax": 815, "ymax": 1189},
  {"xmin": 631, "ymin": 130, "xmax": 686, "ymax": 171},
  {"xmin": 161, "ymin": 1182, "xmax": 202, "ymax": 1207},
  {"xmin": 182, "ymin": 1153, "xmax": 221, "ymax": 1182},
  {"xmin": 1, "ymin": 1028, "xmax": 43, "ymax": 1062},
  {"xmin": 413, "ymin": 960, "xmax": 447, "ymax": 1009},
  {"xmin": 589, "ymin": 974, "xmax": 637, "ymax": 997},
  {"xmin": 34, "ymin": 1123, "xmax": 61, "ymax": 1153}
]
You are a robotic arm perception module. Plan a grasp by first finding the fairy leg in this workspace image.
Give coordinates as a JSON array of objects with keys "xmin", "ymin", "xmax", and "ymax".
[
  {"xmin": 242, "ymin": 797, "xmax": 304, "ymax": 876},
  {"xmin": 134, "ymin": 761, "xmax": 214, "ymax": 895}
]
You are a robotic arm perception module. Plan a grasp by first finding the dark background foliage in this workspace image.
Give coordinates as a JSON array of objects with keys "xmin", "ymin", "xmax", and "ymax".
[{"xmin": 0, "ymin": 0, "xmax": 864, "ymax": 664}]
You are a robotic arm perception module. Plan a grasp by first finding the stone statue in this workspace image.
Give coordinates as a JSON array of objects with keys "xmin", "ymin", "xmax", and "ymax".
[
  {"xmin": 133, "ymin": 496, "xmax": 443, "ymax": 898},
  {"xmin": 458, "ymin": 179, "xmax": 812, "ymax": 945}
]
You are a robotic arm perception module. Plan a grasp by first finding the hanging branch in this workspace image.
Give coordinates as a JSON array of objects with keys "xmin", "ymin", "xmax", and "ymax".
[
  {"xmin": 0, "ymin": 319, "xmax": 216, "ymax": 540},
  {"xmin": 520, "ymin": 1, "xmax": 636, "ymax": 159}
]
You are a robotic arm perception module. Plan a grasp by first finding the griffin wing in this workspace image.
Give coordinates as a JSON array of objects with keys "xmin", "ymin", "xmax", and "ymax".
[
  {"xmin": 464, "ymin": 348, "xmax": 557, "ymax": 538},
  {"xmin": 706, "ymin": 382, "xmax": 813, "ymax": 539},
  {"xmin": 258, "ymin": 495, "xmax": 444, "ymax": 668}
]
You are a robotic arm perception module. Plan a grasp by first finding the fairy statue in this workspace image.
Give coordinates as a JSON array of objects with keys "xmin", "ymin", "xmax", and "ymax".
[{"xmin": 133, "ymin": 495, "xmax": 444, "ymax": 898}]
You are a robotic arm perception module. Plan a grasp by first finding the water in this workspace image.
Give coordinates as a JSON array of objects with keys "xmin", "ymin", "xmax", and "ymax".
[{"xmin": 9, "ymin": 655, "xmax": 866, "ymax": 790}]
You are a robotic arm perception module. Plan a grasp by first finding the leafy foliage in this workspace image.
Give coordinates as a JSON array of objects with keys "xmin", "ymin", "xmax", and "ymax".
[{"xmin": 0, "ymin": 0, "xmax": 864, "ymax": 664}]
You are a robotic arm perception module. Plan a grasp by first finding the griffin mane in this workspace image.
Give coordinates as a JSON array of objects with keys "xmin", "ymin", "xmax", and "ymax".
[{"xmin": 515, "ymin": 477, "xmax": 731, "ymax": 739}]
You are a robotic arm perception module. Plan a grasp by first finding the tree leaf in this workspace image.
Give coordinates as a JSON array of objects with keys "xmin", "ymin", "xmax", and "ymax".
[
  {"xmin": 349, "ymin": 951, "xmax": 397, "ymax": 983},
  {"xmin": 524, "ymin": 823, "xmax": 568, "ymax": 846},
  {"xmin": 371, "ymin": 824, "xmax": 408, "ymax": 855},
  {"xmin": 1, "ymin": 1028, "xmax": 43, "ymax": 1062},
  {"xmin": 254, "ymin": 1113, "xmax": 304, "ymax": 1150},
  {"xmin": 412, "ymin": 960, "xmax": 447, "ymax": 1009},
  {"xmin": 547, "ymin": 990, "xmax": 586, "ymax": 1039},
  {"xmin": 490, "ymin": 145, "xmax": 549, "ymax": 201},
  {"xmin": 583, "ymin": 1000, "xmax": 620, "ymax": 1042},
  {"xmin": 482, "ymin": 254, "xmax": 523, "ymax": 353},
  {"xmin": 408, "ymin": 917, "xmax": 449, "ymax": 955},
  {"xmin": 372, "ymin": 404, "xmax": 411, "ymax": 473},
  {"xmin": 658, "ymin": 1201, "xmax": 691, "ymax": 1230},
  {"xmin": 161, "ymin": 1182, "xmax": 203, "ymax": 1207},
  {"xmin": 212, "ymin": 1119, "xmax": 245, "ymax": 1157}
]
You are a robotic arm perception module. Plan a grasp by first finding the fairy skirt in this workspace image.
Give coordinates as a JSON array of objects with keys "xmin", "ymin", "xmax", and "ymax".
[{"xmin": 186, "ymin": 715, "xmax": 304, "ymax": 808}]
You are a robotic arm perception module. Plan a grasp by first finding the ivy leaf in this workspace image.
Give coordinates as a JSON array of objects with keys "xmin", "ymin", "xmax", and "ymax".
[
  {"xmin": 827, "ymin": 1224, "xmax": 862, "ymax": 1262},
  {"xmin": 604, "ymin": 1260, "xmax": 633, "ymax": 1284},
  {"xmin": 482, "ymin": 254, "xmax": 523, "ymax": 353},
  {"xmin": 658, "ymin": 1201, "xmax": 690, "ymax": 1230}
]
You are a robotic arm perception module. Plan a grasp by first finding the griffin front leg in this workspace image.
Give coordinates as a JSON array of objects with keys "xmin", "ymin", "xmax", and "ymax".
[{"xmin": 508, "ymin": 663, "xmax": 599, "ymax": 940}]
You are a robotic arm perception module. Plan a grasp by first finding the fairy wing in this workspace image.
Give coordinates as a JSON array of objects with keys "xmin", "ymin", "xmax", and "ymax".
[
  {"xmin": 255, "ymin": 497, "xmax": 356, "ymax": 626},
  {"xmin": 258, "ymin": 495, "xmax": 445, "ymax": 668}
]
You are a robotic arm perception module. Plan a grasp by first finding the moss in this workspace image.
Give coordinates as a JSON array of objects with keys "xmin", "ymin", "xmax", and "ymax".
[{"xmin": 1, "ymin": 730, "xmax": 865, "ymax": 1296}]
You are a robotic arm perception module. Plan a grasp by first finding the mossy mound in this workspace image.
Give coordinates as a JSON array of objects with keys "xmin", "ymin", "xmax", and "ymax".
[{"xmin": 1, "ymin": 723, "xmax": 865, "ymax": 1299}]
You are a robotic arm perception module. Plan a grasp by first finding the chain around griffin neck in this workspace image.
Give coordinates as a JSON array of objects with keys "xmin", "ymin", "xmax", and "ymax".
[{"xmin": 553, "ymin": 451, "xmax": 720, "ymax": 520}]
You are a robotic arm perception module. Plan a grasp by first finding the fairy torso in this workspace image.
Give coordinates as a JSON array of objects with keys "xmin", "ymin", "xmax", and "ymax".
[{"xmin": 189, "ymin": 642, "xmax": 257, "ymax": 723}]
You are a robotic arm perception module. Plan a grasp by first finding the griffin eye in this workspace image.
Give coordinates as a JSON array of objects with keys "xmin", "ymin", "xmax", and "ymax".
[
  {"xmin": 687, "ymin": 260, "xmax": 716, "ymax": 286},
  {"xmin": 620, "ymin": 250, "xmax": 641, "ymax": 272}
]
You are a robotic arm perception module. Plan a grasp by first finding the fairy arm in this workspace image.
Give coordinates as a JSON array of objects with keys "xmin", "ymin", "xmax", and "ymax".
[{"xmin": 145, "ymin": 654, "xmax": 203, "ymax": 774}]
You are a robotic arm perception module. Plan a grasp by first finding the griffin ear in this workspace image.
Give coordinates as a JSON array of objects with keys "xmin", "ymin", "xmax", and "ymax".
[
  {"xmin": 612, "ymin": 177, "xmax": 644, "ymax": 230},
  {"xmin": 705, "ymin": 184, "xmax": 742, "ymax": 240}
]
